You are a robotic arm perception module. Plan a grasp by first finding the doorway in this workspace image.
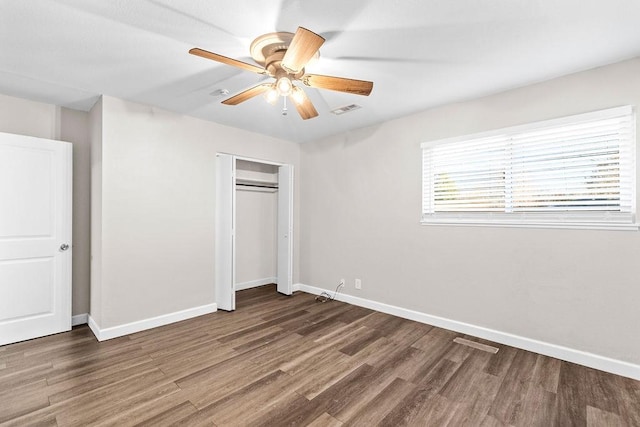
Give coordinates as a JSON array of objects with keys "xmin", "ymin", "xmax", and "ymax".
[{"xmin": 215, "ymin": 153, "xmax": 293, "ymax": 311}]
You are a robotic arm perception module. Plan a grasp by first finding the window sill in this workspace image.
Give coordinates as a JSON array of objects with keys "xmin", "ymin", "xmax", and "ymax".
[{"xmin": 420, "ymin": 219, "xmax": 640, "ymax": 231}]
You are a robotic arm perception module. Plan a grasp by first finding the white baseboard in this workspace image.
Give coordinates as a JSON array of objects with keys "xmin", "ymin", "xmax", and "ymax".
[
  {"xmin": 87, "ymin": 303, "xmax": 217, "ymax": 342},
  {"xmin": 72, "ymin": 313, "xmax": 88, "ymax": 326},
  {"xmin": 236, "ymin": 277, "xmax": 277, "ymax": 291},
  {"xmin": 293, "ymin": 283, "xmax": 640, "ymax": 381}
]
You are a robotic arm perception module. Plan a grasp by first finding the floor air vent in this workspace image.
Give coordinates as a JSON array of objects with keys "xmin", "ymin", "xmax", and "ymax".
[{"xmin": 453, "ymin": 337, "xmax": 499, "ymax": 354}]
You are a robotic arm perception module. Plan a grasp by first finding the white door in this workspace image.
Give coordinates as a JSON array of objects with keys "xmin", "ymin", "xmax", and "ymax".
[
  {"xmin": 277, "ymin": 165, "xmax": 293, "ymax": 295},
  {"xmin": 215, "ymin": 154, "xmax": 236, "ymax": 311},
  {"xmin": 0, "ymin": 132, "xmax": 72, "ymax": 346}
]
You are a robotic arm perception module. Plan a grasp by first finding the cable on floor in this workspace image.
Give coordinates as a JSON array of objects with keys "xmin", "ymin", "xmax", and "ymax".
[{"xmin": 315, "ymin": 282, "xmax": 344, "ymax": 303}]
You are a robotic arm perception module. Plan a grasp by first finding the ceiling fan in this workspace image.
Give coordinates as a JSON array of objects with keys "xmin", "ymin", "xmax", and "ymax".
[{"xmin": 189, "ymin": 27, "xmax": 374, "ymax": 120}]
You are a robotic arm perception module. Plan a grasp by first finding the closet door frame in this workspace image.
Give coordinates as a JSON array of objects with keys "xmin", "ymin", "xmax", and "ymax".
[
  {"xmin": 276, "ymin": 164, "xmax": 293, "ymax": 295},
  {"xmin": 215, "ymin": 153, "xmax": 294, "ymax": 311},
  {"xmin": 215, "ymin": 154, "xmax": 236, "ymax": 311}
]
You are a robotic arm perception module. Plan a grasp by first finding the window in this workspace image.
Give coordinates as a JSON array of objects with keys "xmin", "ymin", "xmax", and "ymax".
[{"xmin": 421, "ymin": 106, "xmax": 637, "ymax": 230}]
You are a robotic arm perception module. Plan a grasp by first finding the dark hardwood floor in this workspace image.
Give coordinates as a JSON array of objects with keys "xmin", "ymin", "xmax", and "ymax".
[{"xmin": 1, "ymin": 285, "xmax": 639, "ymax": 426}]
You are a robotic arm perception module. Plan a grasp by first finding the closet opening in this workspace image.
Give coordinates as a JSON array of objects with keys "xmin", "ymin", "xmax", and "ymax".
[{"xmin": 215, "ymin": 154, "xmax": 293, "ymax": 311}]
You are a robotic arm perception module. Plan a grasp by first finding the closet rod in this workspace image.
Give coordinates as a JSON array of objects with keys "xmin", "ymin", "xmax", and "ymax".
[{"xmin": 235, "ymin": 183, "xmax": 278, "ymax": 189}]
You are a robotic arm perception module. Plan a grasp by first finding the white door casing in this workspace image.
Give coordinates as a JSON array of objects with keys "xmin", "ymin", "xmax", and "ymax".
[
  {"xmin": 277, "ymin": 164, "xmax": 293, "ymax": 295},
  {"xmin": 0, "ymin": 132, "xmax": 72, "ymax": 346},
  {"xmin": 215, "ymin": 153, "xmax": 236, "ymax": 311}
]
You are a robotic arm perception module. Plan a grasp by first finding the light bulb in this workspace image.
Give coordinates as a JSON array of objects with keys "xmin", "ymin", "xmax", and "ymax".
[
  {"xmin": 265, "ymin": 86, "xmax": 279, "ymax": 104},
  {"xmin": 276, "ymin": 77, "xmax": 293, "ymax": 96},
  {"xmin": 291, "ymin": 87, "xmax": 305, "ymax": 105}
]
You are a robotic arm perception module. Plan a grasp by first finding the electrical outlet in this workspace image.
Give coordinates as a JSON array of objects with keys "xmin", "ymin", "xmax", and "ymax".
[{"xmin": 355, "ymin": 278, "xmax": 362, "ymax": 290}]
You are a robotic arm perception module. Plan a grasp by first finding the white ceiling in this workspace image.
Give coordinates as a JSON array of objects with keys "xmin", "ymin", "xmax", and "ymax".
[{"xmin": 2, "ymin": 0, "xmax": 640, "ymax": 143}]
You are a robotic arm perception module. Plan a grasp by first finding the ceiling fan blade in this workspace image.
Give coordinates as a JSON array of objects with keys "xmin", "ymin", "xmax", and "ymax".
[
  {"xmin": 302, "ymin": 74, "xmax": 373, "ymax": 96},
  {"xmin": 289, "ymin": 89, "xmax": 318, "ymax": 120},
  {"xmin": 222, "ymin": 84, "xmax": 272, "ymax": 105},
  {"xmin": 281, "ymin": 27, "xmax": 325, "ymax": 74},
  {"xmin": 189, "ymin": 48, "xmax": 266, "ymax": 74}
]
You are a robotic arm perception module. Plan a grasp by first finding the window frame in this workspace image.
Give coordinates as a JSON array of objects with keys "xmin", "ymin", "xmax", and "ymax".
[{"xmin": 421, "ymin": 106, "xmax": 638, "ymax": 231}]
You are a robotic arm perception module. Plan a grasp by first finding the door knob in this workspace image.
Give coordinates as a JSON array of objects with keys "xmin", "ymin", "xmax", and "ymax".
[{"xmin": 60, "ymin": 243, "xmax": 70, "ymax": 251}]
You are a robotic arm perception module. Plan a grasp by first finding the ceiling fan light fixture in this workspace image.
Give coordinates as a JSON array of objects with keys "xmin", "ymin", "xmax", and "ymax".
[
  {"xmin": 291, "ymin": 86, "xmax": 305, "ymax": 105},
  {"xmin": 276, "ymin": 76, "xmax": 293, "ymax": 96},
  {"xmin": 265, "ymin": 85, "xmax": 279, "ymax": 104}
]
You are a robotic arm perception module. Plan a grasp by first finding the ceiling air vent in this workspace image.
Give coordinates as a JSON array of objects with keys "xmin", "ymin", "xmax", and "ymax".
[
  {"xmin": 210, "ymin": 89, "xmax": 230, "ymax": 97},
  {"xmin": 330, "ymin": 104, "xmax": 361, "ymax": 115}
]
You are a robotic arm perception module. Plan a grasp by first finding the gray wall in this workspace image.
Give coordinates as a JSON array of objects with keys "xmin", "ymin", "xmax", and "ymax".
[
  {"xmin": 93, "ymin": 96, "xmax": 300, "ymax": 328},
  {"xmin": 235, "ymin": 189, "xmax": 277, "ymax": 285},
  {"xmin": 299, "ymin": 57, "xmax": 640, "ymax": 365},
  {"xmin": 60, "ymin": 108, "xmax": 91, "ymax": 316},
  {"xmin": 89, "ymin": 98, "xmax": 103, "ymax": 324}
]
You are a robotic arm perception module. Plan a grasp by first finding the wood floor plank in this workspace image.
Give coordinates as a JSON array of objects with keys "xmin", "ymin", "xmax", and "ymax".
[
  {"xmin": 531, "ymin": 354, "xmax": 562, "ymax": 393},
  {"xmin": 305, "ymin": 412, "xmax": 344, "ymax": 427},
  {"xmin": 338, "ymin": 327, "xmax": 383, "ymax": 356},
  {"xmin": 259, "ymin": 364, "xmax": 376, "ymax": 426},
  {"xmin": 63, "ymin": 381, "xmax": 180, "ymax": 427},
  {"xmin": 484, "ymin": 344, "xmax": 518, "ymax": 378},
  {"xmin": 46, "ymin": 345, "xmax": 149, "ymax": 385},
  {"xmin": 616, "ymin": 375, "xmax": 640, "ymax": 426},
  {"xmin": 46, "ymin": 358, "xmax": 158, "ymax": 404},
  {"xmin": 586, "ymin": 405, "xmax": 623, "ymax": 426},
  {"xmin": 47, "ymin": 369, "xmax": 173, "ymax": 427},
  {"xmin": 379, "ymin": 388, "xmax": 457, "ymax": 426},
  {"xmin": 217, "ymin": 309, "xmax": 309, "ymax": 343},
  {"xmin": 378, "ymin": 317, "xmax": 433, "ymax": 346},
  {"xmin": 327, "ymin": 357, "xmax": 421, "ymax": 422},
  {"xmin": 407, "ymin": 356, "xmax": 460, "ymax": 393},
  {"xmin": 342, "ymin": 377, "xmax": 418, "ymax": 426},
  {"xmin": 132, "ymin": 400, "xmax": 199, "ymax": 427},
  {"xmin": 0, "ymin": 379, "xmax": 50, "ymax": 423},
  {"xmin": 284, "ymin": 349, "xmax": 361, "ymax": 399},
  {"xmin": 93, "ymin": 392, "xmax": 192, "ymax": 427},
  {"xmin": 249, "ymin": 393, "xmax": 310, "ymax": 427},
  {"xmin": 153, "ymin": 345, "xmax": 238, "ymax": 381},
  {"xmin": 177, "ymin": 358, "xmax": 275, "ymax": 408},
  {"xmin": 515, "ymin": 384, "xmax": 558, "ymax": 426},
  {"xmin": 0, "ymin": 362, "xmax": 54, "ymax": 391},
  {"xmin": 1, "ymin": 284, "xmax": 638, "ymax": 426},
  {"xmin": 189, "ymin": 370, "xmax": 299, "ymax": 426}
]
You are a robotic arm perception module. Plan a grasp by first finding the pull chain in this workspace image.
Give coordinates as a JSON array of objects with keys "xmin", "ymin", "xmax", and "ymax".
[{"xmin": 282, "ymin": 96, "xmax": 288, "ymax": 116}]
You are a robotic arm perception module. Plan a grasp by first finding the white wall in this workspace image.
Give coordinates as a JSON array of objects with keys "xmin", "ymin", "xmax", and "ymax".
[
  {"xmin": 300, "ymin": 57, "xmax": 640, "ymax": 367},
  {"xmin": 0, "ymin": 93, "xmax": 91, "ymax": 316},
  {"xmin": 93, "ymin": 96, "xmax": 300, "ymax": 329}
]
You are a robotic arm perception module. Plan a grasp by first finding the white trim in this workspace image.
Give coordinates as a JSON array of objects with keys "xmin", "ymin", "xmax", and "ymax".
[
  {"xmin": 420, "ymin": 219, "xmax": 640, "ymax": 231},
  {"xmin": 87, "ymin": 303, "xmax": 217, "ymax": 341},
  {"xmin": 72, "ymin": 313, "xmax": 88, "ymax": 326},
  {"xmin": 61, "ymin": 142, "xmax": 73, "ymax": 333},
  {"xmin": 218, "ymin": 152, "xmax": 284, "ymax": 167},
  {"xmin": 293, "ymin": 283, "xmax": 640, "ymax": 381},
  {"xmin": 235, "ymin": 277, "xmax": 277, "ymax": 291}
]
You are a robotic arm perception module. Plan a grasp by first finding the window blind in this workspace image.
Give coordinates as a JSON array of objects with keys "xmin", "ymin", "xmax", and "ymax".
[{"xmin": 421, "ymin": 106, "xmax": 636, "ymax": 229}]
